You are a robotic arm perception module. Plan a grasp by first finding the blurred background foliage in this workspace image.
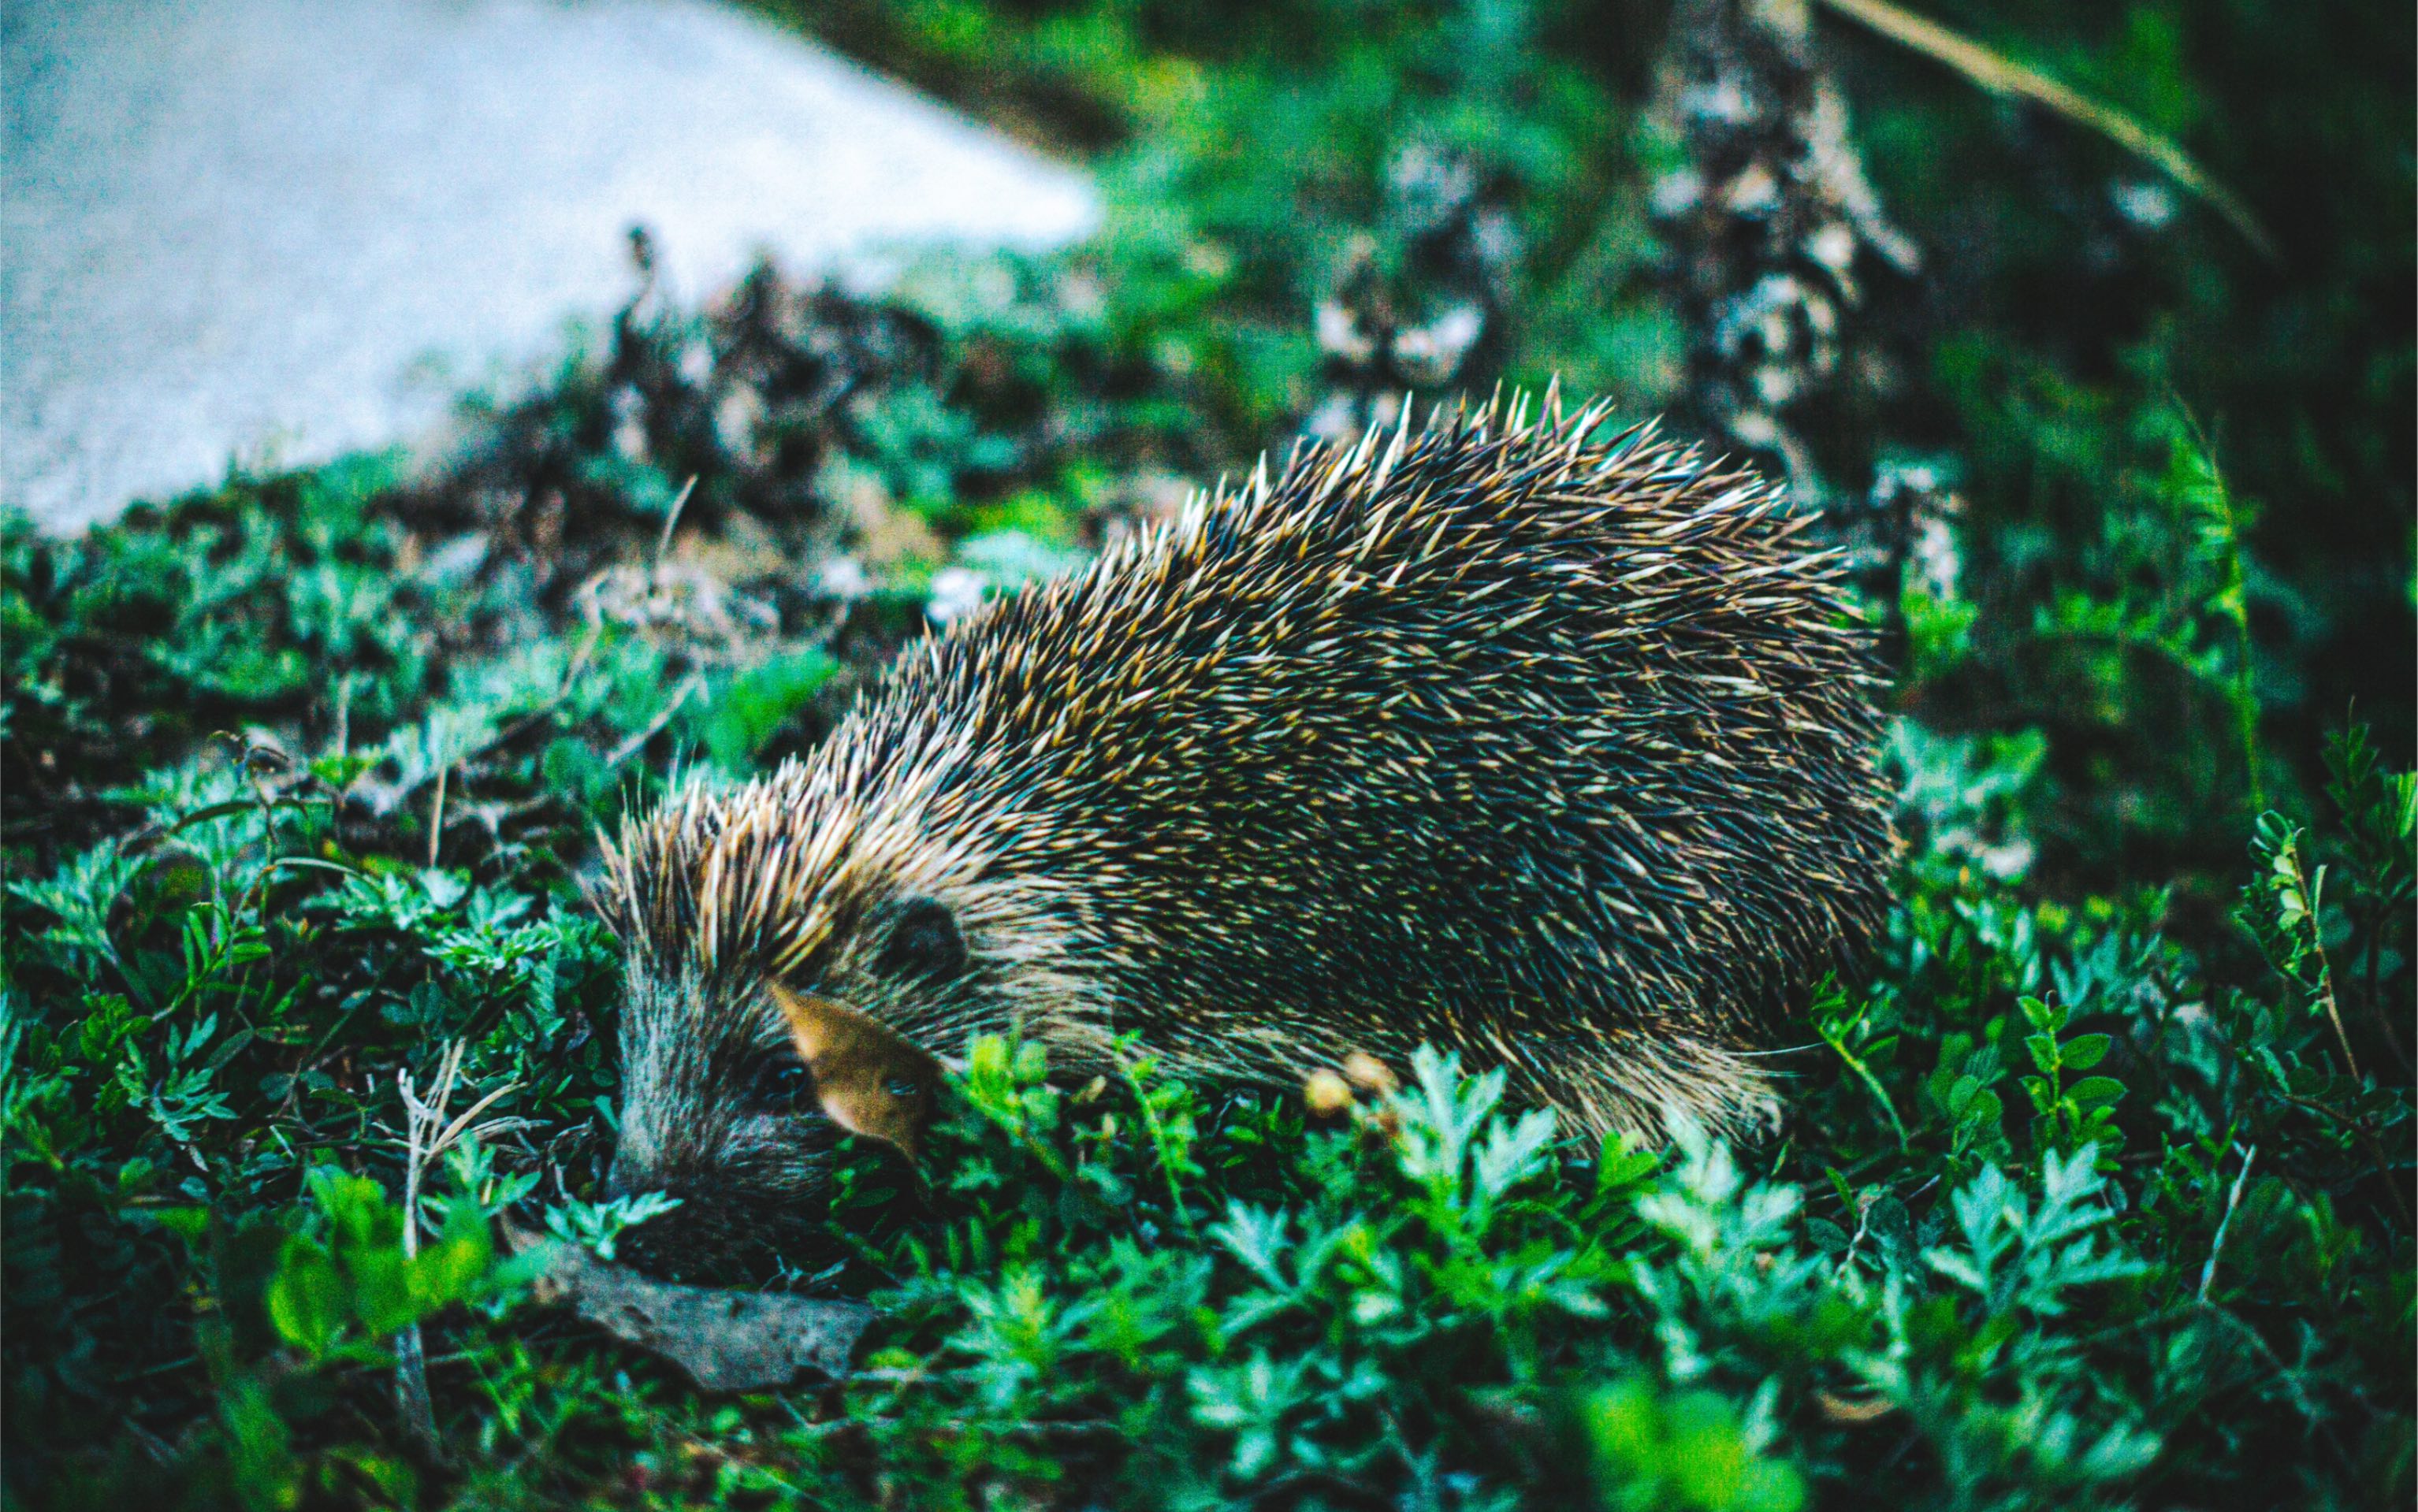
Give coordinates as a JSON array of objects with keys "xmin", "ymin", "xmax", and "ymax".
[
  {"xmin": 793, "ymin": 0, "xmax": 2414, "ymax": 874},
  {"xmin": 1, "ymin": 1, "xmax": 2410, "ymax": 1507}
]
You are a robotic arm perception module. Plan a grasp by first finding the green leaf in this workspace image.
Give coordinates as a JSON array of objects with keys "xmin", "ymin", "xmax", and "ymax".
[
  {"xmin": 697, "ymin": 648, "xmax": 841, "ymax": 771},
  {"xmin": 345, "ymin": 1234, "xmax": 416, "ymax": 1337},
  {"xmin": 1962, "ymin": 1089, "xmax": 2003, "ymax": 1132},
  {"xmin": 406, "ymin": 1196, "xmax": 497, "ymax": 1314},
  {"xmin": 2024, "ymin": 1033, "xmax": 2060, "ymax": 1072},
  {"xmin": 264, "ymin": 1236, "xmax": 344, "ymax": 1358},
  {"xmin": 153, "ymin": 1205, "xmax": 210, "ymax": 1241},
  {"xmin": 2066, "ymin": 1076, "xmax": 2127, "ymax": 1109},
  {"xmin": 2059, "ymin": 1034, "xmax": 2112, "ymax": 1071},
  {"xmin": 221, "ymin": 1374, "xmax": 302, "ymax": 1512},
  {"xmin": 2019, "ymin": 995, "xmax": 2064, "ymax": 1032}
]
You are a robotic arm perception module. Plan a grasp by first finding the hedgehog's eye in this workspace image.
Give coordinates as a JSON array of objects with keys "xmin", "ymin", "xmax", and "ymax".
[
  {"xmin": 742, "ymin": 1052, "xmax": 815, "ymax": 1116},
  {"xmin": 872, "ymin": 896, "xmax": 967, "ymax": 984}
]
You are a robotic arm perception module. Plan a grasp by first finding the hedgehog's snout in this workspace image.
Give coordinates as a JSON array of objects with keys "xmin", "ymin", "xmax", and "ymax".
[
  {"xmin": 604, "ymin": 1139, "xmax": 838, "ymax": 1285},
  {"xmin": 608, "ymin": 1186, "xmax": 831, "ymax": 1286}
]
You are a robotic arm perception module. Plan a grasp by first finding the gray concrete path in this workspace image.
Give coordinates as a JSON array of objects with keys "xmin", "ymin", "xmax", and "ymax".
[{"xmin": 3, "ymin": 0, "xmax": 1096, "ymax": 530}]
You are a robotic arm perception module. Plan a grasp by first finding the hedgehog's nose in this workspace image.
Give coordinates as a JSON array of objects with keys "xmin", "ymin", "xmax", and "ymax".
[
  {"xmin": 609, "ymin": 1180, "xmax": 824, "ymax": 1286},
  {"xmin": 604, "ymin": 1130, "xmax": 677, "ymax": 1201},
  {"xmin": 612, "ymin": 1200, "xmax": 708, "ymax": 1284},
  {"xmin": 600, "ymin": 1168, "xmax": 711, "ymax": 1280}
]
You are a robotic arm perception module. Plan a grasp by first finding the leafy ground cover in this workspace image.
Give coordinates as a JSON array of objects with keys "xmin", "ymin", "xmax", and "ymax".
[{"xmin": 3, "ymin": 2, "xmax": 2411, "ymax": 1507}]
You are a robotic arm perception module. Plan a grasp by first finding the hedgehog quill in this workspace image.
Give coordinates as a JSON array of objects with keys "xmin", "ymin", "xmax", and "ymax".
[{"xmin": 597, "ymin": 393, "xmax": 1894, "ymax": 1281}]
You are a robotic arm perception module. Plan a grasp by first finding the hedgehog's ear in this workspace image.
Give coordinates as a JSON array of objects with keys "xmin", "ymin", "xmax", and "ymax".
[
  {"xmin": 872, "ymin": 895, "xmax": 967, "ymax": 983},
  {"xmin": 768, "ymin": 983, "xmax": 939, "ymax": 1163}
]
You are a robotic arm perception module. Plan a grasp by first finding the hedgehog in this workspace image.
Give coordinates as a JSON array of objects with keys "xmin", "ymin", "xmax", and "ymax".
[{"xmin": 597, "ymin": 391, "xmax": 1895, "ymax": 1281}]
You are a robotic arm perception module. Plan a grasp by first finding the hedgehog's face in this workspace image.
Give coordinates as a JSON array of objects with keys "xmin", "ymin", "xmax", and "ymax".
[{"xmin": 606, "ymin": 893, "xmax": 971, "ymax": 1284}]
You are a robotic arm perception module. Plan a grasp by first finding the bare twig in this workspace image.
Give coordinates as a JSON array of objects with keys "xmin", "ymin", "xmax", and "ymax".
[
  {"xmin": 2308, "ymin": 927, "xmax": 2362, "ymax": 1086},
  {"xmin": 1817, "ymin": 0, "xmax": 2279, "ymax": 259},
  {"xmin": 426, "ymin": 764, "xmax": 448, "ymax": 869},
  {"xmin": 333, "ymin": 671, "xmax": 355, "ymax": 758},
  {"xmin": 2280, "ymin": 841, "xmax": 2364, "ymax": 1083},
  {"xmin": 392, "ymin": 1048, "xmax": 457, "ymax": 1455},
  {"xmin": 654, "ymin": 474, "xmax": 700, "ymax": 563},
  {"xmin": 395, "ymin": 1042, "xmax": 524, "ymax": 1458},
  {"xmin": 605, "ymin": 675, "xmax": 705, "ymax": 767},
  {"xmin": 2197, "ymin": 1143, "xmax": 2256, "ymax": 1302}
]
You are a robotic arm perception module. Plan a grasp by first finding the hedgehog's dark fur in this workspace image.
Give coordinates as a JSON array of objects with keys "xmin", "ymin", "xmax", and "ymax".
[{"xmin": 599, "ymin": 392, "xmax": 1893, "ymax": 1280}]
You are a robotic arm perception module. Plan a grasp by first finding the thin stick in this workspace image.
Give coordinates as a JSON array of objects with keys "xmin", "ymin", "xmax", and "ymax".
[
  {"xmin": 426, "ymin": 764, "xmax": 448, "ymax": 869},
  {"xmin": 655, "ymin": 474, "xmax": 699, "ymax": 563},
  {"xmin": 2311, "ymin": 938, "xmax": 2362, "ymax": 1084},
  {"xmin": 605, "ymin": 675, "xmax": 705, "ymax": 767},
  {"xmin": 2197, "ymin": 1143, "xmax": 2256, "ymax": 1302},
  {"xmin": 1817, "ymin": 0, "xmax": 2278, "ymax": 260},
  {"xmin": 2297, "ymin": 860, "xmax": 2364, "ymax": 1084},
  {"xmin": 393, "ymin": 1045, "xmax": 524, "ymax": 1460},
  {"xmin": 393, "ymin": 1044, "xmax": 460, "ymax": 1456}
]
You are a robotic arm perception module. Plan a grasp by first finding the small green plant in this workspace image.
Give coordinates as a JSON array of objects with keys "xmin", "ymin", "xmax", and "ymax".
[
  {"xmin": 542, "ymin": 1191, "xmax": 685, "ymax": 1263},
  {"xmin": 263, "ymin": 1166, "xmax": 504, "ymax": 1364},
  {"xmin": 2015, "ymin": 994, "xmax": 2126, "ymax": 1160},
  {"xmin": 1582, "ymin": 1376, "xmax": 1803, "ymax": 1512}
]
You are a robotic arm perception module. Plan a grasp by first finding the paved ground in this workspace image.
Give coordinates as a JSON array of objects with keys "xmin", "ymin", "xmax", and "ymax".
[{"xmin": 2, "ymin": 0, "xmax": 1096, "ymax": 530}]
